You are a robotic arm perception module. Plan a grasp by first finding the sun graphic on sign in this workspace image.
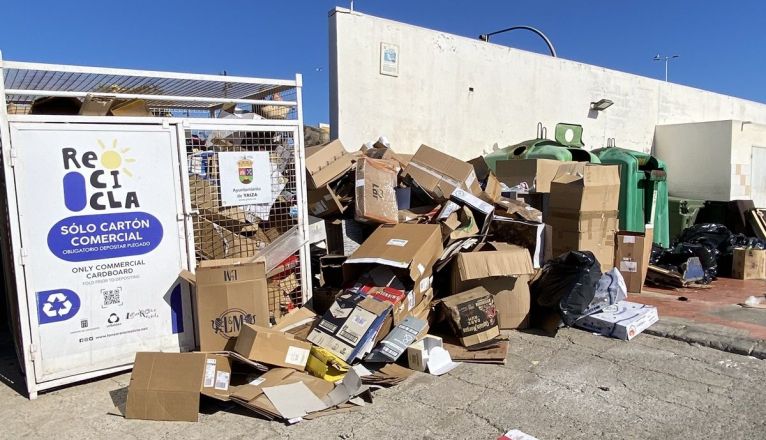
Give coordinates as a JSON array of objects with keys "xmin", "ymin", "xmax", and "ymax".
[{"xmin": 97, "ymin": 139, "xmax": 136, "ymax": 177}]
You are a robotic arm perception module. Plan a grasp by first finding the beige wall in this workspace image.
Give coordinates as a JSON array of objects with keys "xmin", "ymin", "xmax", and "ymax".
[
  {"xmin": 654, "ymin": 121, "xmax": 733, "ymax": 201},
  {"xmin": 329, "ymin": 8, "xmax": 766, "ymax": 163}
]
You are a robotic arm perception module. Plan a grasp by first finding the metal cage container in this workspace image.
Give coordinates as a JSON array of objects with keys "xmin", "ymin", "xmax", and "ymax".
[{"xmin": 0, "ymin": 52, "xmax": 310, "ymax": 397}]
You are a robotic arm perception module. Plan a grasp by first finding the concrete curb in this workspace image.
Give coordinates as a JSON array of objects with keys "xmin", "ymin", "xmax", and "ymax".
[{"xmin": 646, "ymin": 318, "xmax": 766, "ymax": 359}]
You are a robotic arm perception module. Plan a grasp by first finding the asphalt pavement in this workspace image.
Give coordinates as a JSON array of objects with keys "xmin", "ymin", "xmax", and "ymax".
[{"xmin": 1, "ymin": 327, "xmax": 764, "ymax": 439}]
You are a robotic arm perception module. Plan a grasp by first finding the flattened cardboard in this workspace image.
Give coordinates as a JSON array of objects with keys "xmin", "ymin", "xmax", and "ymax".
[
  {"xmin": 404, "ymin": 144, "xmax": 482, "ymax": 201},
  {"xmin": 732, "ymin": 248, "xmax": 766, "ymax": 280},
  {"xmin": 496, "ymin": 159, "xmax": 573, "ymax": 193},
  {"xmin": 307, "ymin": 292, "xmax": 391, "ymax": 362},
  {"xmin": 355, "ymin": 157, "xmax": 399, "ymax": 224},
  {"xmin": 575, "ymin": 301, "xmax": 658, "ymax": 340},
  {"xmin": 230, "ymin": 368, "xmax": 335, "ymax": 420},
  {"xmin": 440, "ymin": 286, "xmax": 500, "ymax": 348},
  {"xmin": 195, "ymin": 217, "xmax": 268, "ymax": 259},
  {"xmin": 125, "ymin": 352, "xmax": 234, "ymax": 422},
  {"xmin": 234, "ymin": 323, "xmax": 311, "ymax": 370},
  {"xmin": 305, "ymin": 139, "xmax": 356, "ymax": 189},
  {"xmin": 262, "ymin": 382, "xmax": 327, "ymax": 420},
  {"xmin": 452, "ymin": 244, "xmax": 534, "ymax": 329},
  {"xmin": 194, "ymin": 258, "xmax": 269, "ymax": 351},
  {"xmin": 365, "ymin": 316, "xmax": 428, "ymax": 362}
]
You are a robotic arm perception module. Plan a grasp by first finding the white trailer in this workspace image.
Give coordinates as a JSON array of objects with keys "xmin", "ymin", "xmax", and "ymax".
[{"xmin": 0, "ymin": 53, "xmax": 310, "ymax": 398}]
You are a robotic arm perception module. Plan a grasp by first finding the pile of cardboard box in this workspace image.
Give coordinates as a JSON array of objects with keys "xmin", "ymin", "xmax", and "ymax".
[{"xmin": 124, "ymin": 139, "xmax": 660, "ymax": 423}]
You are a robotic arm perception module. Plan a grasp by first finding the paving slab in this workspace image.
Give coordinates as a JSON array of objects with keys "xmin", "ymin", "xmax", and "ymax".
[{"xmin": 1, "ymin": 328, "xmax": 765, "ymax": 439}]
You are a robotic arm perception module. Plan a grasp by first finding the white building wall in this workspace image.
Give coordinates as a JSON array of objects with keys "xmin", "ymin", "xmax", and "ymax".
[{"xmin": 329, "ymin": 8, "xmax": 766, "ymax": 161}]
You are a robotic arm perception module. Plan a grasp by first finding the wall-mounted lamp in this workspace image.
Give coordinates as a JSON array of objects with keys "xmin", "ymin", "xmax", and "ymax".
[{"xmin": 590, "ymin": 99, "xmax": 614, "ymax": 111}]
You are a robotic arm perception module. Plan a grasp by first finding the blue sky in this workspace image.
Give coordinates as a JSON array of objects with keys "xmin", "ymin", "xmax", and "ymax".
[{"xmin": 2, "ymin": 1, "xmax": 764, "ymax": 125}]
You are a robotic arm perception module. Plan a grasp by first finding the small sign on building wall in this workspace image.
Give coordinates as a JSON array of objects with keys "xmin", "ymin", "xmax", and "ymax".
[{"xmin": 380, "ymin": 42, "xmax": 399, "ymax": 77}]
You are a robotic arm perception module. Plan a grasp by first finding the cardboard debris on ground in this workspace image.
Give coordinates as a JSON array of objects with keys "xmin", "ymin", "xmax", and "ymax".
[
  {"xmin": 121, "ymin": 133, "xmax": 695, "ymax": 425},
  {"xmin": 442, "ymin": 338, "xmax": 510, "ymax": 365}
]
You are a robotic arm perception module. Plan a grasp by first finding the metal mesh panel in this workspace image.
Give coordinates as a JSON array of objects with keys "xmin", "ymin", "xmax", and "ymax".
[
  {"xmin": 185, "ymin": 128, "xmax": 303, "ymax": 320},
  {"xmin": 2, "ymin": 63, "xmax": 298, "ymax": 118}
]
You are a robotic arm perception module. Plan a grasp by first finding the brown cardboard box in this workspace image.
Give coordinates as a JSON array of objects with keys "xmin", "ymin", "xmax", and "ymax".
[
  {"xmin": 549, "ymin": 163, "xmax": 621, "ymax": 271},
  {"xmin": 614, "ymin": 227, "xmax": 654, "ymax": 293},
  {"xmin": 234, "ymin": 323, "xmax": 311, "ymax": 370},
  {"xmin": 496, "ymin": 159, "xmax": 574, "ymax": 193},
  {"xmin": 549, "ymin": 163, "xmax": 621, "ymax": 212},
  {"xmin": 125, "ymin": 352, "xmax": 234, "ymax": 422},
  {"xmin": 439, "ymin": 286, "xmax": 500, "ymax": 348},
  {"xmin": 193, "ymin": 258, "xmax": 270, "ymax": 351},
  {"xmin": 355, "ymin": 157, "xmax": 399, "ymax": 224},
  {"xmin": 343, "ymin": 224, "xmax": 443, "ymax": 300},
  {"xmin": 305, "ymin": 139, "xmax": 356, "ymax": 189},
  {"xmin": 452, "ymin": 243, "xmax": 534, "ymax": 329},
  {"xmin": 732, "ymin": 248, "xmax": 766, "ymax": 280},
  {"xmin": 403, "ymin": 144, "xmax": 482, "ymax": 201}
]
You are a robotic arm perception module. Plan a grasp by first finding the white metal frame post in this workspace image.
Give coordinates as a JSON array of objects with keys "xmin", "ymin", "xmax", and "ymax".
[
  {"xmin": 294, "ymin": 74, "xmax": 313, "ymax": 303},
  {"xmin": 0, "ymin": 51, "xmax": 40, "ymax": 398}
]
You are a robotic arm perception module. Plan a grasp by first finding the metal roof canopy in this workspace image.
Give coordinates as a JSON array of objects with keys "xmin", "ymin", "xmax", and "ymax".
[{"xmin": 0, "ymin": 55, "xmax": 300, "ymax": 113}]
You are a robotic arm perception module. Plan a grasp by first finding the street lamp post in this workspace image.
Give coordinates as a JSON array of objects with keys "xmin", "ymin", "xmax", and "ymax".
[
  {"xmin": 479, "ymin": 26, "xmax": 557, "ymax": 57},
  {"xmin": 653, "ymin": 54, "xmax": 679, "ymax": 82}
]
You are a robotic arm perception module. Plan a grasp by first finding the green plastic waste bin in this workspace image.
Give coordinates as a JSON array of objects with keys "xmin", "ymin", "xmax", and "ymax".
[
  {"xmin": 667, "ymin": 197, "xmax": 705, "ymax": 241},
  {"xmin": 484, "ymin": 122, "xmax": 601, "ymax": 171},
  {"xmin": 592, "ymin": 144, "xmax": 670, "ymax": 247}
]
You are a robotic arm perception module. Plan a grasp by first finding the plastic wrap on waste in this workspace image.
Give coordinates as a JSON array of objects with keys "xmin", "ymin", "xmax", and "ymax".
[
  {"xmin": 529, "ymin": 251, "xmax": 602, "ymax": 326},
  {"xmin": 587, "ymin": 268, "xmax": 628, "ymax": 314}
]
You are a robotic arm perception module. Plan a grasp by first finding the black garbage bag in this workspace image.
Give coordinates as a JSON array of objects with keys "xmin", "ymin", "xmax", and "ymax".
[
  {"xmin": 530, "ymin": 251, "xmax": 602, "ymax": 326},
  {"xmin": 676, "ymin": 223, "xmax": 732, "ymax": 253}
]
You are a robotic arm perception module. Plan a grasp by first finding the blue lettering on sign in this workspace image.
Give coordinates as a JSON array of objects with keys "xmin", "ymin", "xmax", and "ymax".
[
  {"xmin": 47, "ymin": 212, "xmax": 164, "ymax": 262},
  {"xmin": 37, "ymin": 289, "xmax": 81, "ymax": 324},
  {"xmin": 63, "ymin": 172, "xmax": 87, "ymax": 212}
]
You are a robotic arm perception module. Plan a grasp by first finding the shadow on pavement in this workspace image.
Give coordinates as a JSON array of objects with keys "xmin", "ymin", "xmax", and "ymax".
[{"xmin": 0, "ymin": 329, "xmax": 26, "ymax": 397}]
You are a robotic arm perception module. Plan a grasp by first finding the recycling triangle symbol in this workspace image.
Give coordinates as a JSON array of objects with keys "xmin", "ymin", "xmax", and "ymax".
[{"xmin": 42, "ymin": 292, "xmax": 73, "ymax": 317}]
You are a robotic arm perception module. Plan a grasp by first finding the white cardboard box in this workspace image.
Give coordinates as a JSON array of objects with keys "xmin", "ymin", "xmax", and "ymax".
[{"xmin": 576, "ymin": 301, "xmax": 658, "ymax": 340}]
